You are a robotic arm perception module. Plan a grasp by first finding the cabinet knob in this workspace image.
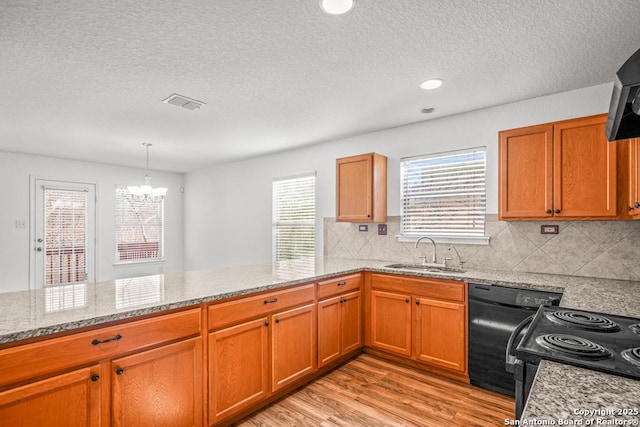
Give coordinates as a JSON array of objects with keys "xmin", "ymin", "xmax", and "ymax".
[
  {"xmin": 115, "ymin": 368, "xmax": 124, "ymax": 375},
  {"xmin": 91, "ymin": 374, "xmax": 100, "ymax": 382},
  {"xmin": 264, "ymin": 321, "xmax": 269, "ymax": 327},
  {"xmin": 555, "ymin": 209, "xmax": 561, "ymax": 214},
  {"xmin": 415, "ymin": 300, "xmax": 420, "ymax": 306},
  {"xmin": 636, "ymin": 202, "xmax": 640, "ymax": 209},
  {"xmin": 405, "ymin": 299, "xmax": 410, "ymax": 303},
  {"xmin": 546, "ymin": 209, "xmax": 552, "ymax": 214},
  {"xmin": 629, "ymin": 206, "xmax": 634, "ymax": 212},
  {"xmin": 275, "ymin": 318, "xmax": 280, "ymax": 324}
]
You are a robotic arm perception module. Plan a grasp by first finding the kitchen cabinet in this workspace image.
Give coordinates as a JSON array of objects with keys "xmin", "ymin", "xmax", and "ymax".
[
  {"xmin": 207, "ymin": 284, "xmax": 315, "ymax": 425},
  {"xmin": 0, "ymin": 365, "xmax": 101, "ymax": 427},
  {"xmin": 317, "ymin": 274, "xmax": 363, "ymax": 367},
  {"xmin": 365, "ymin": 273, "xmax": 468, "ymax": 379},
  {"xmin": 111, "ymin": 337, "xmax": 203, "ymax": 427},
  {"xmin": 317, "ymin": 292, "xmax": 362, "ymax": 367},
  {"xmin": 499, "ymin": 114, "xmax": 617, "ymax": 219},
  {"xmin": 0, "ymin": 308, "xmax": 202, "ymax": 427},
  {"xmin": 336, "ymin": 153, "xmax": 387, "ymax": 222},
  {"xmin": 628, "ymin": 139, "xmax": 640, "ymax": 218}
]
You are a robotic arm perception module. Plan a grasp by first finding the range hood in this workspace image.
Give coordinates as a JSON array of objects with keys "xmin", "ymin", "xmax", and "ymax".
[{"xmin": 606, "ymin": 48, "xmax": 640, "ymax": 141}]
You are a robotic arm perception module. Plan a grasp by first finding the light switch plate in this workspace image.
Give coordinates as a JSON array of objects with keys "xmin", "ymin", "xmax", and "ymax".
[
  {"xmin": 541, "ymin": 225, "xmax": 559, "ymax": 234},
  {"xmin": 15, "ymin": 220, "xmax": 27, "ymax": 229},
  {"xmin": 378, "ymin": 224, "xmax": 387, "ymax": 235}
]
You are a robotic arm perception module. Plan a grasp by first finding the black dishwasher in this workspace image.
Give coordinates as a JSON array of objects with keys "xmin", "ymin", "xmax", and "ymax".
[{"xmin": 468, "ymin": 283, "xmax": 561, "ymax": 396}]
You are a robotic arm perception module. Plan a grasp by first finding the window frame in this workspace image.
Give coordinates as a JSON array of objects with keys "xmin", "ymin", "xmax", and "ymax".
[
  {"xmin": 114, "ymin": 187, "xmax": 166, "ymax": 265},
  {"xmin": 398, "ymin": 147, "xmax": 489, "ymax": 245},
  {"xmin": 272, "ymin": 172, "xmax": 317, "ymax": 262}
]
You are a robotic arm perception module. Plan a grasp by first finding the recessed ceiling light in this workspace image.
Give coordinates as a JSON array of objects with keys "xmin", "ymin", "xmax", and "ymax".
[
  {"xmin": 420, "ymin": 79, "xmax": 443, "ymax": 90},
  {"xmin": 162, "ymin": 93, "xmax": 206, "ymax": 111},
  {"xmin": 320, "ymin": 0, "xmax": 354, "ymax": 15},
  {"xmin": 421, "ymin": 107, "xmax": 436, "ymax": 114}
]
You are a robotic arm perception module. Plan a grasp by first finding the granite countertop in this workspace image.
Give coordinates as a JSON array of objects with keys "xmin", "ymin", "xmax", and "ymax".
[{"xmin": 1, "ymin": 257, "xmax": 639, "ymax": 423}]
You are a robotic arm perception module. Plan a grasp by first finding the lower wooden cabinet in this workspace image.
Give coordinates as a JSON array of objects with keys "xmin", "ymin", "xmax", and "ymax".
[
  {"xmin": 366, "ymin": 273, "xmax": 468, "ymax": 378},
  {"xmin": 369, "ymin": 290, "xmax": 412, "ymax": 357},
  {"xmin": 112, "ymin": 337, "xmax": 203, "ymax": 427},
  {"xmin": 209, "ymin": 317, "xmax": 269, "ymax": 423},
  {"xmin": 318, "ymin": 291, "xmax": 362, "ymax": 367},
  {"xmin": 0, "ymin": 365, "xmax": 101, "ymax": 427},
  {"xmin": 271, "ymin": 304, "xmax": 316, "ymax": 391},
  {"xmin": 207, "ymin": 288, "xmax": 316, "ymax": 425},
  {"xmin": 414, "ymin": 297, "xmax": 466, "ymax": 373}
]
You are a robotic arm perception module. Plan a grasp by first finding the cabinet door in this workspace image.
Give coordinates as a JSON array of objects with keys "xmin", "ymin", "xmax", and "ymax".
[
  {"xmin": 318, "ymin": 296, "xmax": 342, "ymax": 368},
  {"xmin": 630, "ymin": 139, "xmax": 640, "ymax": 217},
  {"xmin": 209, "ymin": 317, "xmax": 269, "ymax": 424},
  {"xmin": 499, "ymin": 124, "xmax": 554, "ymax": 219},
  {"xmin": 336, "ymin": 154, "xmax": 373, "ymax": 221},
  {"xmin": 341, "ymin": 291, "xmax": 362, "ymax": 354},
  {"xmin": 0, "ymin": 366, "xmax": 101, "ymax": 427},
  {"xmin": 553, "ymin": 115, "xmax": 617, "ymax": 217},
  {"xmin": 111, "ymin": 337, "xmax": 203, "ymax": 427},
  {"xmin": 369, "ymin": 290, "xmax": 412, "ymax": 356},
  {"xmin": 414, "ymin": 297, "xmax": 466, "ymax": 373},
  {"xmin": 271, "ymin": 304, "xmax": 316, "ymax": 392}
]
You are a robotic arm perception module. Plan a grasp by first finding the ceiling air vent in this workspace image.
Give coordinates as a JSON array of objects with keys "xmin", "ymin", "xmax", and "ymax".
[{"xmin": 162, "ymin": 93, "xmax": 206, "ymax": 111}]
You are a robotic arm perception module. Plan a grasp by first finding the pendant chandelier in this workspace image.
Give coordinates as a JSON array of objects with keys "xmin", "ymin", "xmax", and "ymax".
[{"xmin": 127, "ymin": 143, "xmax": 168, "ymax": 201}]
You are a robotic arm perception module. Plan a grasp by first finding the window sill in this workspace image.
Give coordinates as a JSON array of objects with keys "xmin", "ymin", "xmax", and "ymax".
[
  {"xmin": 113, "ymin": 258, "xmax": 166, "ymax": 267},
  {"xmin": 396, "ymin": 235, "xmax": 490, "ymax": 245}
]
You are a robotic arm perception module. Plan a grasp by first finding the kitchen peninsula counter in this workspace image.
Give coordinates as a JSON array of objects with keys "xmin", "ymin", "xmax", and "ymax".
[{"xmin": 0, "ymin": 257, "xmax": 638, "ymax": 423}]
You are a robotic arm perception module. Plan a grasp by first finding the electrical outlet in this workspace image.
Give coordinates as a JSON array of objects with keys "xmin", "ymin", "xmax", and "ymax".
[
  {"xmin": 378, "ymin": 224, "xmax": 387, "ymax": 235},
  {"xmin": 541, "ymin": 225, "xmax": 559, "ymax": 234},
  {"xmin": 15, "ymin": 220, "xmax": 27, "ymax": 229},
  {"xmin": 358, "ymin": 225, "xmax": 368, "ymax": 232}
]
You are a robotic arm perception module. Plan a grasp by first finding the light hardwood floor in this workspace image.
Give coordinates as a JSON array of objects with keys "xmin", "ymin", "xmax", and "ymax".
[{"xmin": 236, "ymin": 353, "xmax": 515, "ymax": 426}]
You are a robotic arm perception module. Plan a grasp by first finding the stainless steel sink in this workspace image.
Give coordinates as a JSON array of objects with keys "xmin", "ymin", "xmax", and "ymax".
[{"xmin": 384, "ymin": 263, "xmax": 464, "ymax": 274}]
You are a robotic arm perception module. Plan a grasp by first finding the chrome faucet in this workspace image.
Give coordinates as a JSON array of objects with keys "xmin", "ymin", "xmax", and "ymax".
[
  {"xmin": 447, "ymin": 245, "xmax": 465, "ymax": 271},
  {"xmin": 415, "ymin": 236, "xmax": 439, "ymax": 265}
]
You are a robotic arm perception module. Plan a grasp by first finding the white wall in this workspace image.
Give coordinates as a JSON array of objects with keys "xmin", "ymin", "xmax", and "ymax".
[
  {"xmin": 0, "ymin": 152, "xmax": 184, "ymax": 293},
  {"xmin": 183, "ymin": 83, "xmax": 614, "ymax": 271}
]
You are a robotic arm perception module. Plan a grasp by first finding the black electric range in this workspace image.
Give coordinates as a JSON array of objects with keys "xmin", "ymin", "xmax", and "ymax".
[{"xmin": 510, "ymin": 306, "xmax": 640, "ymax": 418}]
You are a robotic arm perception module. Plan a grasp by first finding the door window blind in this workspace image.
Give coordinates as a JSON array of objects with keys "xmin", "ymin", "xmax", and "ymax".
[
  {"xmin": 115, "ymin": 188, "xmax": 164, "ymax": 262},
  {"xmin": 400, "ymin": 148, "xmax": 486, "ymax": 238},
  {"xmin": 272, "ymin": 173, "xmax": 316, "ymax": 261},
  {"xmin": 44, "ymin": 188, "xmax": 88, "ymax": 286}
]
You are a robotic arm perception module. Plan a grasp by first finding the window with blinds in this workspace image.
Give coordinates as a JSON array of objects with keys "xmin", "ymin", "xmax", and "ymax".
[
  {"xmin": 272, "ymin": 173, "xmax": 316, "ymax": 262},
  {"xmin": 115, "ymin": 188, "xmax": 164, "ymax": 262},
  {"xmin": 44, "ymin": 188, "xmax": 88, "ymax": 285},
  {"xmin": 400, "ymin": 147, "xmax": 487, "ymax": 241}
]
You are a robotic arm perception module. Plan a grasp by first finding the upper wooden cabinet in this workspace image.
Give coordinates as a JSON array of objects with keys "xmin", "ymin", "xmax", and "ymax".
[
  {"xmin": 499, "ymin": 114, "xmax": 617, "ymax": 220},
  {"xmin": 336, "ymin": 153, "xmax": 387, "ymax": 222}
]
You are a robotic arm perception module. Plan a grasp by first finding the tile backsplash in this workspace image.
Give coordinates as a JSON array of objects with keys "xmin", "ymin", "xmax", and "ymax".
[{"xmin": 324, "ymin": 215, "xmax": 640, "ymax": 281}]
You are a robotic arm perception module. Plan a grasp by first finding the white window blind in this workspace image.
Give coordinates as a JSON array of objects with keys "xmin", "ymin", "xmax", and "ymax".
[
  {"xmin": 115, "ymin": 188, "xmax": 164, "ymax": 262},
  {"xmin": 44, "ymin": 188, "xmax": 88, "ymax": 286},
  {"xmin": 272, "ymin": 173, "xmax": 316, "ymax": 261},
  {"xmin": 400, "ymin": 147, "xmax": 486, "ymax": 240}
]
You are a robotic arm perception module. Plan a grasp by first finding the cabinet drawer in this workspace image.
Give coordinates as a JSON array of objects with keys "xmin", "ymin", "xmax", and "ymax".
[
  {"xmin": 0, "ymin": 308, "xmax": 201, "ymax": 389},
  {"xmin": 317, "ymin": 273, "xmax": 361, "ymax": 300},
  {"xmin": 208, "ymin": 284, "xmax": 314, "ymax": 330},
  {"xmin": 371, "ymin": 273, "xmax": 466, "ymax": 302}
]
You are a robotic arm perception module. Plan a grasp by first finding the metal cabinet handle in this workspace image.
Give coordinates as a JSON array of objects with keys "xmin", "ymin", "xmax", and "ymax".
[
  {"xmin": 636, "ymin": 202, "xmax": 640, "ymax": 209},
  {"xmin": 91, "ymin": 374, "xmax": 100, "ymax": 382},
  {"xmin": 337, "ymin": 282, "xmax": 347, "ymax": 286},
  {"xmin": 115, "ymin": 368, "xmax": 125, "ymax": 375},
  {"xmin": 263, "ymin": 298, "xmax": 278, "ymax": 304},
  {"xmin": 91, "ymin": 334, "xmax": 122, "ymax": 346},
  {"xmin": 629, "ymin": 206, "xmax": 634, "ymax": 211}
]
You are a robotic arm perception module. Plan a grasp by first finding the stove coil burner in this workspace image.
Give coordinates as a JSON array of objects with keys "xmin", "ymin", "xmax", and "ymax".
[
  {"xmin": 536, "ymin": 334, "xmax": 613, "ymax": 360},
  {"xmin": 545, "ymin": 310, "xmax": 621, "ymax": 332},
  {"xmin": 630, "ymin": 324, "xmax": 640, "ymax": 336},
  {"xmin": 621, "ymin": 348, "xmax": 640, "ymax": 367}
]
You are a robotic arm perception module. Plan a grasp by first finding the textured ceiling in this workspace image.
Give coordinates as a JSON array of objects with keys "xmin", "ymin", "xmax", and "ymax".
[{"xmin": 1, "ymin": 0, "xmax": 640, "ymax": 173}]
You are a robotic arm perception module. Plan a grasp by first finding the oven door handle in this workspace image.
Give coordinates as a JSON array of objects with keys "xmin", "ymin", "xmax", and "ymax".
[{"xmin": 505, "ymin": 314, "xmax": 534, "ymax": 373}]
